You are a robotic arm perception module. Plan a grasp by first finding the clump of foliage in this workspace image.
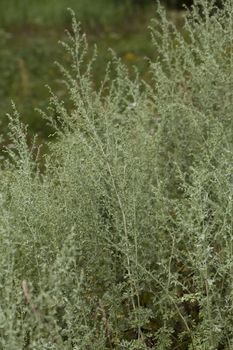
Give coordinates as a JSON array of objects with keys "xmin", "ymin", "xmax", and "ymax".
[{"xmin": 1, "ymin": 1, "xmax": 233, "ymax": 349}]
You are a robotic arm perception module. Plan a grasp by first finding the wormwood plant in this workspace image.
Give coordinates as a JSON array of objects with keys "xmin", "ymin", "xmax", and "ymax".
[{"xmin": 1, "ymin": 0, "xmax": 233, "ymax": 349}]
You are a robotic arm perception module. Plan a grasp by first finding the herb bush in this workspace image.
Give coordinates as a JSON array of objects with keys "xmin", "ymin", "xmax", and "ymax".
[{"xmin": 1, "ymin": 1, "xmax": 233, "ymax": 349}]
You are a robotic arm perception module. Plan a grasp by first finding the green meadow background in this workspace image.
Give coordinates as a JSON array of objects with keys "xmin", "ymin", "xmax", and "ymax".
[{"xmin": 0, "ymin": 0, "xmax": 184, "ymax": 144}]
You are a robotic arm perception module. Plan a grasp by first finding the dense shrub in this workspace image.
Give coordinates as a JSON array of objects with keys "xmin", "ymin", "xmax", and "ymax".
[{"xmin": 0, "ymin": 1, "xmax": 233, "ymax": 349}]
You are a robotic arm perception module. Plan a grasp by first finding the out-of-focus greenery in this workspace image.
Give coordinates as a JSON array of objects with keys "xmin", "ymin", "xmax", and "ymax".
[
  {"xmin": 0, "ymin": 1, "xmax": 168, "ymax": 144},
  {"xmin": 0, "ymin": 0, "xmax": 192, "ymax": 28},
  {"xmin": 0, "ymin": 0, "xmax": 133, "ymax": 27}
]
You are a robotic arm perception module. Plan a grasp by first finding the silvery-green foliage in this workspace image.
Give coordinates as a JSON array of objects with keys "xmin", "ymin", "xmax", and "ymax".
[{"xmin": 0, "ymin": 1, "xmax": 233, "ymax": 349}]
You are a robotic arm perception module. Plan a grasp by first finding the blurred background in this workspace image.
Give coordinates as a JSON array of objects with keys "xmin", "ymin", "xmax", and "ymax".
[{"xmin": 0, "ymin": 0, "xmax": 193, "ymax": 144}]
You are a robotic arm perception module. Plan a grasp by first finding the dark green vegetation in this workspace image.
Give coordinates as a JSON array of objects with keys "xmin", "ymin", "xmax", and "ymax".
[
  {"xmin": 0, "ymin": 0, "xmax": 190, "ymax": 27},
  {"xmin": 1, "ymin": 0, "xmax": 233, "ymax": 349},
  {"xmin": 0, "ymin": 0, "xmax": 161, "ymax": 146},
  {"xmin": 0, "ymin": 0, "xmax": 134, "ymax": 27}
]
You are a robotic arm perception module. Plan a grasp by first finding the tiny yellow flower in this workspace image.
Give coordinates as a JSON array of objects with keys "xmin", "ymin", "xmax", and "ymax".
[{"xmin": 124, "ymin": 52, "xmax": 137, "ymax": 62}]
